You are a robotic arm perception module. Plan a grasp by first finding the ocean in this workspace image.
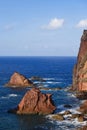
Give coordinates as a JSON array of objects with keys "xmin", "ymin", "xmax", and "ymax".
[{"xmin": 0, "ymin": 56, "xmax": 86, "ymax": 130}]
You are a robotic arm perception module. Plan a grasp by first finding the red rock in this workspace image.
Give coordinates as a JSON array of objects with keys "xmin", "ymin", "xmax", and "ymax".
[
  {"xmin": 9, "ymin": 88, "xmax": 56, "ymax": 114},
  {"xmin": 73, "ymin": 30, "xmax": 87, "ymax": 91},
  {"xmin": 79, "ymin": 100, "xmax": 87, "ymax": 114},
  {"xmin": 6, "ymin": 72, "xmax": 33, "ymax": 87}
]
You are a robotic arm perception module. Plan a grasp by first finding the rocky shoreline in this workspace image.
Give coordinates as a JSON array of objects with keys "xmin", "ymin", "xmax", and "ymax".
[{"xmin": 3, "ymin": 30, "xmax": 87, "ymax": 129}]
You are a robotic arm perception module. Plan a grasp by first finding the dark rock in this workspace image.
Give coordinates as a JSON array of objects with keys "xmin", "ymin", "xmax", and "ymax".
[
  {"xmin": 6, "ymin": 72, "xmax": 33, "ymax": 87},
  {"xmin": 39, "ymin": 87, "xmax": 50, "ymax": 91},
  {"xmin": 79, "ymin": 100, "xmax": 87, "ymax": 114},
  {"xmin": 64, "ymin": 104, "xmax": 72, "ymax": 108},
  {"xmin": 63, "ymin": 110, "xmax": 72, "ymax": 115},
  {"xmin": 77, "ymin": 125, "xmax": 87, "ymax": 130},
  {"xmin": 76, "ymin": 92, "xmax": 87, "ymax": 100},
  {"xmin": 78, "ymin": 115, "xmax": 84, "ymax": 122},
  {"xmin": 8, "ymin": 87, "xmax": 56, "ymax": 115},
  {"xmin": 39, "ymin": 87, "xmax": 62, "ymax": 91},
  {"xmin": 51, "ymin": 87, "xmax": 62, "ymax": 91},
  {"xmin": 71, "ymin": 114, "xmax": 81, "ymax": 119},
  {"xmin": 31, "ymin": 76, "xmax": 45, "ymax": 82}
]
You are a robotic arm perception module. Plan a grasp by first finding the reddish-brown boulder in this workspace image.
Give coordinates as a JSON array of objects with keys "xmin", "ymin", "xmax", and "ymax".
[
  {"xmin": 9, "ymin": 88, "xmax": 56, "ymax": 114},
  {"xmin": 79, "ymin": 100, "xmax": 87, "ymax": 114},
  {"xmin": 73, "ymin": 30, "xmax": 87, "ymax": 91},
  {"xmin": 6, "ymin": 72, "xmax": 33, "ymax": 87}
]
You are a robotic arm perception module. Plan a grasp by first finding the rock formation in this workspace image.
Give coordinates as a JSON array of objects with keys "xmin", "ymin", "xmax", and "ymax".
[
  {"xmin": 31, "ymin": 76, "xmax": 45, "ymax": 82},
  {"xmin": 79, "ymin": 100, "xmax": 87, "ymax": 114},
  {"xmin": 6, "ymin": 72, "xmax": 33, "ymax": 87},
  {"xmin": 73, "ymin": 30, "xmax": 87, "ymax": 91},
  {"xmin": 8, "ymin": 87, "xmax": 56, "ymax": 114}
]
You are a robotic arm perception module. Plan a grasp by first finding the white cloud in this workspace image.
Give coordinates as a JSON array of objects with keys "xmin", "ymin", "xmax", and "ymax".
[
  {"xmin": 76, "ymin": 19, "xmax": 87, "ymax": 28},
  {"xmin": 4, "ymin": 23, "xmax": 15, "ymax": 31},
  {"xmin": 42, "ymin": 18, "xmax": 64, "ymax": 30}
]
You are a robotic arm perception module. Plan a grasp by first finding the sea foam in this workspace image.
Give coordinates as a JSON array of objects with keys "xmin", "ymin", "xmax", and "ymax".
[{"xmin": 1, "ymin": 94, "xmax": 18, "ymax": 99}]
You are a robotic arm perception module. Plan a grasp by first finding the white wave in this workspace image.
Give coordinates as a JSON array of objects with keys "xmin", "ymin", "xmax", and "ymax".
[
  {"xmin": 43, "ymin": 78, "xmax": 55, "ymax": 80},
  {"xmin": 58, "ymin": 105, "xmax": 65, "ymax": 110},
  {"xmin": 63, "ymin": 114, "xmax": 72, "ymax": 119},
  {"xmin": 59, "ymin": 106, "xmax": 81, "ymax": 115},
  {"xmin": 8, "ymin": 94, "xmax": 18, "ymax": 97},
  {"xmin": 46, "ymin": 114, "xmax": 87, "ymax": 129},
  {"xmin": 62, "ymin": 118, "xmax": 87, "ymax": 127},
  {"xmin": 46, "ymin": 81, "xmax": 53, "ymax": 84},
  {"xmin": 68, "ymin": 108, "xmax": 81, "ymax": 114},
  {"xmin": 67, "ymin": 93, "xmax": 76, "ymax": 98},
  {"xmin": 33, "ymin": 81, "xmax": 40, "ymax": 84},
  {"xmin": 46, "ymin": 81, "xmax": 61, "ymax": 84},
  {"xmin": 43, "ymin": 84, "xmax": 48, "ymax": 87},
  {"xmin": 1, "ymin": 96, "xmax": 8, "ymax": 99},
  {"xmin": 1, "ymin": 94, "xmax": 18, "ymax": 99}
]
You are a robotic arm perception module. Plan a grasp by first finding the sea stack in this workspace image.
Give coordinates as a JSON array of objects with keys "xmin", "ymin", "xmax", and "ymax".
[
  {"xmin": 6, "ymin": 72, "xmax": 33, "ymax": 87},
  {"xmin": 73, "ymin": 30, "xmax": 87, "ymax": 91},
  {"xmin": 8, "ymin": 88, "xmax": 56, "ymax": 115}
]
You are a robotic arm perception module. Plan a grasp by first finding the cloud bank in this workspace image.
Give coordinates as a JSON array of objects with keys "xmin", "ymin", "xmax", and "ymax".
[
  {"xmin": 76, "ymin": 19, "xmax": 87, "ymax": 28},
  {"xmin": 42, "ymin": 18, "xmax": 64, "ymax": 30}
]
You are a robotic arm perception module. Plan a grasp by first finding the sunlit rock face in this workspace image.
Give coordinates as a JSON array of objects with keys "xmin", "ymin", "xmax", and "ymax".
[
  {"xmin": 73, "ymin": 30, "xmax": 87, "ymax": 91},
  {"xmin": 8, "ymin": 88, "xmax": 56, "ymax": 115},
  {"xmin": 6, "ymin": 72, "xmax": 33, "ymax": 87}
]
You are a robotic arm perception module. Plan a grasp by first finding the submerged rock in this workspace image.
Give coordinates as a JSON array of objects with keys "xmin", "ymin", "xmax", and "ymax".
[
  {"xmin": 73, "ymin": 30, "xmax": 87, "ymax": 91},
  {"xmin": 31, "ymin": 76, "xmax": 45, "ymax": 82},
  {"xmin": 8, "ymin": 87, "xmax": 56, "ymax": 114},
  {"xmin": 77, "ymin": 126, "xmax": 87, "ymax": 130},
  {"xmin": 63, "ymin": 110, "xmax": 72, "ymax": 115},
  {"xmin": 72, "ymin": 114, "xmax": 85, "ymax": 122},
  {"xmin": 39, "ymin": 87, "xmax": 62, "ymax": 91},
  {"xmin": 76, "ymin": 92, "xmax": 87, "ymax": 99},
  {"xmin": 6, "ymin": 72, "xmax": 33, "ymax": 87},
  {"xmin": 64, "ymin": 104, "xmax": 72, "ymax": 108},
  {"xmin": 71, "ymin": 114, "xmax": 81, "ymax": 119},
  {"xmin": 78, "ymin": 115, "xmax": 84, "ymax": 122},
  {"xmin": 52, "ymin": 114, "xmax": 64, "ymax": 121}
]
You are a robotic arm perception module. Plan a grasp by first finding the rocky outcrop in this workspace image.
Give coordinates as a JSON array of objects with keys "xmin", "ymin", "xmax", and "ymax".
[
  {"xmin": 73, "ymin": 30, "xmax": 87, "ymax": 91},
  {"xmin": 79, "ymin": 100, "xmax": 87, "ymax": 114},
  {"xmin": 6, "ymin": 72, "xmax": 33, "ymax": 87},
  {"xmin": 8, "ymin": 88, "xmax": 56, "ymax": 114},
  {"xmin": 31, "ymin": 76, "xmax": 45, "ymax": 82}
]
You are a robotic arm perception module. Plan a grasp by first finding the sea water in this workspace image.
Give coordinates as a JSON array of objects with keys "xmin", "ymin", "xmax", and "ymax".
[{"xmin": 0, "ymin": 56, "xmax": 86, "ymax": 130}]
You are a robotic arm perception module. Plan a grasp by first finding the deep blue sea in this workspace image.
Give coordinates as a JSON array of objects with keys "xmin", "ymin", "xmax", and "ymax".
[{"xmin": 0, "ymin": 56, "xmax": 86, "ymax": 130}]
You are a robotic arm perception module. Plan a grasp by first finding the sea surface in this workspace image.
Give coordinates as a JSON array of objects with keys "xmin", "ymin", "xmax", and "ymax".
[{"xmin": 0, "ymin": 56, "xmax": 86, "ymax": 130}]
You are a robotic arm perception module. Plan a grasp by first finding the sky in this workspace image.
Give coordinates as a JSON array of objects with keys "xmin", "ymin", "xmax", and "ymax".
[{"xmin": 0, "ymin": 0, "xmax": 87, "ymax": 56}]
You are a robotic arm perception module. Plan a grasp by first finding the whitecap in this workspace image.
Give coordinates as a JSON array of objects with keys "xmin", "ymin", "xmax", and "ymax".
[
  {"xmin": 1, "ymin": 96, "xmax": 8, "ymax": 99},
  {"xmin": 67, "ymin": 93, "xmax": 76, "ymax": 98},
  {"xmin": 68, "ymin": 107, "xmax": 81, "ymax": 114},
  {"xmin": 46, "ymin": 81, "xmax": 61, "ymax": 84},
  {"xmin": 8, "ymin": 94, "xmax": 18, "ymax": 97},
  {"xmin": 43, "ymin": 78, "xmax": 55, "ymax": 80},
  {"xmin": 46, "ymin": 114, "xmax": 87, "ymax": 129},
  {"xmin": 1, "ymin": 94, "xmax": 18, "ymax": 99}
]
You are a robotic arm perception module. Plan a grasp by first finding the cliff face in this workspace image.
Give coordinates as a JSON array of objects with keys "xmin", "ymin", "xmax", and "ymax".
[{"xmin": 73, "ymin": 30, "xmax": 87, "ymax": 91}]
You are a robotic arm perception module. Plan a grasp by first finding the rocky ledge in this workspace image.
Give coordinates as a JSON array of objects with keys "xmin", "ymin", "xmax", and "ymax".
[
  {"xmin": 8, "ymin": 87, "xmax": 56, "ymax": 115},
  {"xmin": 6, "ymin": 72, "xmax": 33, "ymax": 87}
]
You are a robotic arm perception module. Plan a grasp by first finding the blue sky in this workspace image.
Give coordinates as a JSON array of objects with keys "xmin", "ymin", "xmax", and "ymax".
[{"xmin": 0, "ymin": 0, "xmax": 87, "ymax": 56}]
